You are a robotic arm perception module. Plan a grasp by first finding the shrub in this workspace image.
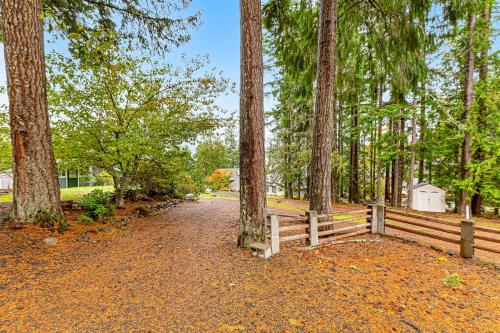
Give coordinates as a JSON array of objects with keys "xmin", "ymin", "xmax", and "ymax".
[
  {"xmin": 33, "ymin": 209, "xmax": 63, "ymax": 230},
  {"xmin": 124, "ymin": 186, "xmax": 141, "ymax": 201},
  {"xmin": 205, "ymin": 170, "xmax": 231, "ymax": 191},
  {"xmin": 77, "ymin": 189, "xmax": 113, "ymax": 220},
  {"xmin": 444, "ymin": 272, "xmax": 463, "ymax": 287},
  {"xmin": 174, "ymin": 172, "xmax": 199, "ymax": 198},
  {"xmin": 77, "ymin": 214, "xmax": 95, "ymax": 225}
]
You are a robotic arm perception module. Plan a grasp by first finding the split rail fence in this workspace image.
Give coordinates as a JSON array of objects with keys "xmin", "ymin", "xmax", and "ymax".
[{"xmin": 265, "ymin": 205, "xmax": 500, "ymax": 259}]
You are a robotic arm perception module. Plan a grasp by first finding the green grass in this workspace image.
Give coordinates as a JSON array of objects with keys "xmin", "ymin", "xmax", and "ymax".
[{"xmin": 0, "ymin": 185, "xmax": 114, "ymax": 203}]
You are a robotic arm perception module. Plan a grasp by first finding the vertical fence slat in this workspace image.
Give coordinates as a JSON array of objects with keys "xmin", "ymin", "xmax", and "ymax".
[
  {"xmin": 266, "ymin": 214, "xmax": 280, "ymax": 255},
  {"xmin": 460, "ymin": 219, "xmax": 474, "ymax": 258},
  {"xmin": 307, "ymin": 211, "xmax": 319, "ymax": 247},
  {"xmin": 377, "ymin": 205, "xmax": 385, "ymax": 234}
]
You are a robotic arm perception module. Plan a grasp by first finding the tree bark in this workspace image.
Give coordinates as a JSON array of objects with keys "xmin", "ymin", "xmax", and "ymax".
[
  {"xmin": 385, "ymin": 164, "xmax": 391, "ymax": 203},
  {"xmin": 407, "ymin": 97, "xmax": 417, "ymax": 211},
  {"xmin": 2, "ymin": 0, "xmax": 63, "ymax": 223},
  {"xmin": 471, "ymin": 6, "xmax": 490, "ymax": 217},
  {"xmin": 459, "ymin": 13, "xmax": 476, "ymax": 215},
  {"xmin": 309, "ymin": 0, "xmax": 337, "ymax": 215},
  {"xmin": 238, "ymin": 0, "xmax": 266, "ymax": 247},
  {"xmin": 418, "ymin": 81, "xmax": 426, "ymax": 183},
  {"xmin": 390, "ymin": 117, "xmax": 399, "ymax": 207},
  {"xmin": 398, "ymin": 111, "xmax": 405, "ymax": 207},
  {"xmin": 376, "ymin": 80, "xmax": 384, "ymax": 204},
  {"xmin": 349, "ymin": 105, "xmax": 359, "ymax": 204}
]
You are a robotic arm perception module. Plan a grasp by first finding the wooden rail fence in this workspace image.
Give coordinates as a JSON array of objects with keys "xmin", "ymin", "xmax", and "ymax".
[
  {"xmin": 264, "ymin": 205, "xmax": 500, "ymax": 259},
  {"xmin": 384, "ymin": 208, "xmax": 500, "ymax": 257}
]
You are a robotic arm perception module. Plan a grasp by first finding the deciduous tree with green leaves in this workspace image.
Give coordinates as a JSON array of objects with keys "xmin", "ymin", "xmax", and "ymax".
[{"xmin": 48, "ymin": 34, "xmax": 228, "ymax": 207}]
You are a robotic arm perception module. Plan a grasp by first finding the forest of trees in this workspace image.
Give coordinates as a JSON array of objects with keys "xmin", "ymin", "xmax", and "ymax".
[
  {"xmin": 0, "ymin": 0, "xmax": 497, "ymax": 249},
  {"xmin": 264, "ymin": 0, "xmax": 498, "ymax": 216}
]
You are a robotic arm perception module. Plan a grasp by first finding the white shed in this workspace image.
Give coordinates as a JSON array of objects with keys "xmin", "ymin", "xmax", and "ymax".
[{"xmin": 411, "ymin": 183, "xmax": 446, "ymax": 212}]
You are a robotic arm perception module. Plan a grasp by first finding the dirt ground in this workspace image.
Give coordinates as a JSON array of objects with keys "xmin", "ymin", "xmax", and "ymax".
[{"xmin": 0, "ymin": 199, "xmax": 499, "ymax": 332}]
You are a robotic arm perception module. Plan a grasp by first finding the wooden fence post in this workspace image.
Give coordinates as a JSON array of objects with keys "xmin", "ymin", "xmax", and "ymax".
[
  {"xmin": 306, "ymin": 211, "xmax": 318, "ymax": 247},
  {"xmin": 376, "ymin": 204, "xmax": 385, "ymax": 234},
  {"xmin": 266, "ymin": 214, "xmax": 280, "ymax": 255},
  {"xmin": 368, "ymin": 204, "xmax": 377, "ymax": 234},
  {"xmin": 460, "ymin": 219, "xmax": 474, "ymax": 258}
]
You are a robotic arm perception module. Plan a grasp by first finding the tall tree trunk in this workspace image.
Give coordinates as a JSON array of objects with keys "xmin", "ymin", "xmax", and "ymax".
[
  {"xmin": 238, "ymin": 0, "xmax": 266, "ymax": 247},
  {"xmin": 385, "ymin": 164, "xmax": 391, "ymax": 203},
  {"xmin": 349, "ymin": 105, "xmax": 359, "ymax": 204},
  {"xmin": 2, "ymin": 0, "xmax": 63, "ymax": 223},
  {"xmin": 471, "ymin": 6, "xmax": 491, "ymax": 217},
  {"xmin": 331, "ymin": 95, "xmax": 337, "ymax": 204},
  {"xmin": 407, "ymin": 97, "xmax": 417, "ymax": 211},
  {"xmin": 459, "ymin": 13, "xmax": 476, "ymax": 216},
  {"xmin": 376, "ymin": 80, "xmax": 384, "ymax": 204},
  {"xmin": 309, "ymin": 0, "xmax": 337, "ymax": 215},
  {"xmin": 390, "ymin": 117, "xmax": 399, "ymax": 207},
  {"xmin": 398, "ymin": 111, "xmax": 405, "ymax": 207},
  {"xmin": 361, "ymin": 136, "xmax": 366, "ymax": 201},
  {"xmin": 418, "ymin": 81, "xmax": 426, "ymax": 183},
  {"xmin": 337, "ymin": 105, "xmax": 343, "ymax": 201}
]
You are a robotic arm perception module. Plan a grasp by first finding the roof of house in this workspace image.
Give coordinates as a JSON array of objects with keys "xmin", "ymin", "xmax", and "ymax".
[{"xmin": 413, "ymin": 182, "xmax": 444, "ymax": 190}]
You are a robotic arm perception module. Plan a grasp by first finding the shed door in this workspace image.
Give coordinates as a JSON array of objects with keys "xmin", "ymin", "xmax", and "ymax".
[
  {"xmin": 417, "ymin": 190, "xmax": 428, "ymax": 211},
  {"xmin": 429, "ymin": 191, "xmax": 441, "ymax": 212}
]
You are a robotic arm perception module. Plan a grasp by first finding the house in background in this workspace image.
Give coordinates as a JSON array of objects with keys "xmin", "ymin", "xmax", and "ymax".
[
  {"xmin": 266, "ymin": 173, "xmax": 284, "ymax": 196},
  {"xmin": 0, "ymin": 173, "xmax": 13, "ymax": 192},
  {"xmin": 58, "ymin": 168, "xmax": 97, "ymax": 188},
  {"xmin": 0, "ymin": 167, "xmax": 99, "ymax": 191},
  {"xmin": 215, "ymin": 168, "xmax": 284, "ymax": 196},
  {"xmin": 411, "ymin": 183, "xmax": 446, "ymax": 212}
]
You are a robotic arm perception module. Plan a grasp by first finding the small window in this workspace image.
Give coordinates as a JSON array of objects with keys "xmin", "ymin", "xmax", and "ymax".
[
  {"xmin": 266, "ymin": 185, "xmax": 270, "ymax": 193},
  {"xmin": 272, "ymin": 186, "xmax": 277, "ymax": 193},
  {"xmin": 58, "ymin": 170, "xmax": 67, "ymax": 177}
]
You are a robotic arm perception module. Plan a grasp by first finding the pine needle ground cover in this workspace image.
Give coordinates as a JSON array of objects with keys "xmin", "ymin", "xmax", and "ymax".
[{"xmin": 0, "ymin": 199, "xmax": 498, "ymax": 332}]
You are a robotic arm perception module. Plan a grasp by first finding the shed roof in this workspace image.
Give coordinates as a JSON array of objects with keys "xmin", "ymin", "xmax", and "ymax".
[{"xmin": 413, "ymin": 182, "xmax": 444, "ymax": 190}]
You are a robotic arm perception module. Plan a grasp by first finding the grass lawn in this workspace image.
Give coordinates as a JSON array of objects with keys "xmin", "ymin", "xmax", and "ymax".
[{"xmin": 0, "ymin": 185, "xmax": 114, "ymax": 203}]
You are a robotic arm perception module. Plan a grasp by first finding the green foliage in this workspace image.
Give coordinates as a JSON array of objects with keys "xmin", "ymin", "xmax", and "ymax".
[
  {"xmin": 443, "ymin": 272, "xmax": 463, "ymax": 287},
  {"xmin": 48, "ymin": 31, "xmax": 228, "ymax": 205},
  {"xmin": 205, "ymin": 170, "xmax": 231, "ymax": 191},
  {"xmin": 96, "ymin": 172, "xmax": 114, "ymax": 186},
  {"xmin": 0, "ymin": 102, "xmax": 12, "ymax": 173},
  {"xmin": 77, "ymin": 214, "xmax": 95, "ymax": 226},
  {"xmin": 195, "ymin": 139, "xmax": 231, "ymax": 177},
  {"xmin": 77, "ymin": 189, "xmax": 113, "ymax": 221},
  {"xmin": 42, "ymin": 0, "xmax": 200, "ymax": 55},
  {"xmin": 174, "ymin": 171, "xmax": 199, "ymax": 198},
  {"xmin": 33, "ymin": 209, "xmax": 63, "ymax": 230}
]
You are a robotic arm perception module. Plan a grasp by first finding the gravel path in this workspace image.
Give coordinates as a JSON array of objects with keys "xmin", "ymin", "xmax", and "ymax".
[{"xmin": 0, "ymin": 199, "xmax": 498, "ymax": 332}]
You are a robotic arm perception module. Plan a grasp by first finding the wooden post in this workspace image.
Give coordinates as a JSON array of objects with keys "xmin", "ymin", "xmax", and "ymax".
[
  {"xmin": 368, "ymin": 204, "xmax": 378, "ymax": 234},
  {"xmin": 306, "ymin": 211, "xmax": 319, "ymax": 246},
  {"xmin": 460, "ymin": 219, "xmax": 474, "ymax": 258},
  {"xmin": 376, "ymin": 204, "xmax": 385, "ymax": 234},
  {"xmin": 266, "ymin": 214, "xmax": 280, "ymax": 254}
]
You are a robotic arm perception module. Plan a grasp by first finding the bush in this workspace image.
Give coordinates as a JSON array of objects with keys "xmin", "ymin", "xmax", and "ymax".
[
  {"xmin": 174, "ymin": 172, "xmax": 199, "ymax": 198},
  {"xmin": 77, "ymin": 189, "xmax": 113, "ymax": 220},
  {"xmin": 443, "ymin": 272, "xmax": 463, "ymax": 287},
  {"xmin": 33, "ymin": 209, "xmax": 63, "ymax": 230},
  {"xmin": 77, "ymin": 214, "xmax": 95, "ymax": 225},
  {"xmin": 204, "ymin": 170, "xmax": 231, "ymax": 191},
  {"xmin": 124, "ymin": 186, "xmax": 141, "ymax": 201},
  {"xmin": 96, "ymin": 171, "xmax": 114, "ymax": 186}
]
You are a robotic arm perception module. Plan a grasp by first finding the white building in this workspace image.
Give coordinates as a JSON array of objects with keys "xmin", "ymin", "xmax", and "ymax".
[
  {"xmin": 0, "ymin": 173, "xmax": 13, "ymax": 192},
  {"xmin": 411, "ymin": 183, "xmax": 446, "ymax": 212}
]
